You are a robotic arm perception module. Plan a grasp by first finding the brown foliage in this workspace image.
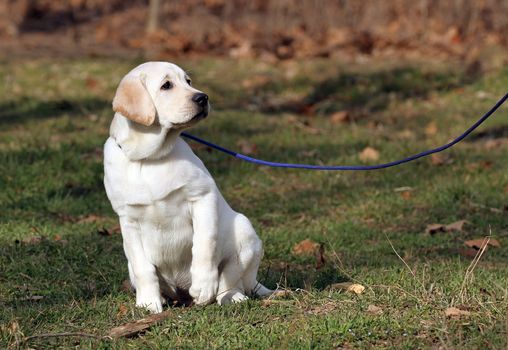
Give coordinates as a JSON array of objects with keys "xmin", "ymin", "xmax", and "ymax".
[{"xmin": 1, "ymin": 1, "xmax": 508, "ymax": 59}]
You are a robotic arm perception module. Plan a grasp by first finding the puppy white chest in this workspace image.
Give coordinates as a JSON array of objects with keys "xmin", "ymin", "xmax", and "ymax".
[{"xmin": 134, "ymin": 198, "xmax": 195, "ymax": 287}]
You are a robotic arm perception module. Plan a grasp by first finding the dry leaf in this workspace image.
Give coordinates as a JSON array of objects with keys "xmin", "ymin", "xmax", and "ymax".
[
  {"xmin": 425, "ymin": 220, "xmax": 468, "ymax": 235},
  {"xmin": 262, "ymin": 290, "xmax": 293, "ymax": 306},
  {"xmin": 241, "ymin": 75, "xmax": 271, "ymax": 89},
  {"xmin": 298, "ymin": 149, "xmax": 318, "ymax": 158},
  {"xmin": 467, "ymin": 161, "xmax": 494, "ymax": 170},
  {"xmin": 458, "ymin": 248, "xmax": 479, "ymax": 258},
  {"xmin": 431, "ymin": 154, "xmax": 445, "ymax": 165},
  {"xmin": 261, "ymin": 289, "xmax": 293, "ymax": 306},
  {"xmin": 484, "ymin": 139, "xmax": 503, "ymax": 150},
  {"xmin": 85, "ymin": 77, "xmax": 99, "ymax": 91},
  {"xmin": 367, "ymin": 304, "xmax": 383, "ymax": 315},
  {"xmin": 230, "ymin": 41, "xmax": 253, "ymax": 59},
  {"xmin": 261, "ymin": 299, "xmax": 274, "ymax": 307},
  {"xmin": 489, "ymin": 238, "xmax": 501, "ymax": 248},
  {"xmin": 348, "ymin": 284, "xmax": 365, "ymax": 294},
  {"xmin": 264, "ymin": 290, "xmax": 292, "ymax": 301},
  {"xmin": 307, "ymin": 301, "xmax": 337, "ymax": 315},
  {"xmin": 116, "ymin": 304, "xmax": 129, "ymax": 318},
  {"xmin": 9, "ymin": 320, "xmax": 19, "ymax": 333},
  {"xmin": 479, "ymin": 160, "xmax": 494, "ymax": 169},
  {"xmin": 425, "ymin": 224, "xmax": 446, "ymax": 235},
  {"xmin": 97, "ymin": 228, "xmax": 112, "ymax": 236},
  {"xmin": 88, "ymin": 114, "xmax": 99, "ymax": 122},
  {"xmin": 366, "ymin": 121, "xmax": 383, "ymax": 130},
  {"xmin": 425, "ymin": 121, "xmax": 438, "ymax": 136},
  {"xmin": 445, "ymin": 220, "xmax": 468, "ymax": 232},
  {"xmin": 78, "ymin": 214, "xmax": 108, "ymax": 224},
  {"xmin": 121, "ymin": 279, "xmax": 134, "ymax": 293},
  {"xmin": 397, "ymin": 129, "xmax": 415, "ymax": 140},
  {"xmin": 400, "ymin": 191, "xmax": 412, "ymax": 200},
  {"xmin": 430, "ymin": 153, "xmax": 452, "ymax": 166},
  {"xmin": 108, "ymin": 310, "xmax": 173, "ymax": 339},
  {"xmin": 292, "ymin": 239, "xmax": 326, "ymax": 269},
  {"xmin": 328, "ymin": 282, "xmax": 365, "ymax": 295},
  {"xmin": 464, "ymin": 238, "xmax": 501, "ymax": 250},
  {"xmin": 21, "ymin": 236, "xmax": 42, "ymax": 245},
  {"xmin": 273, "ymin": 289, "xmax": 292, "ymax": 298},
  {"xmin": 237, "ymin": 139, "xmax": 257, "ymax": 155},
  {"xmin": 296, "ymin": 119, "xmax": 321, "ymax": 134},
  {"xmin": 97, "ymin": 225, "xmax": 121, "ymax": 236},
  {"xmin": 51, "ymin": 212, "xmax": 74, "ymax": 223},
  {"xmin": 475, "ymin": 90, "xmax": 490, "ymax": 100},
  {"xmin": 445, "ymin": 307, "xmax": 470, "ymax": 318},
  {"xmin": 330, "ymin": 111, "xmax": 350, "ymax": 124},
  {"xmin": 292, "ymin": 239, "xmax": 320, "ymax": 256},
  {"xmin": 287, "ymin": 115, "xmax": 320, "ymax": 134},
  {"xmin": 359, "ymin": 147, "xmax": 380, "ymax": 162},
  {"xmin": 298, "ymin": 104, "xmax": 316, "ymax": 116}
]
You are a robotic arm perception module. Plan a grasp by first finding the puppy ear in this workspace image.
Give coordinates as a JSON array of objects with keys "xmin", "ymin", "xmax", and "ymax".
[{"xmin": 112, "ymin": 74, "xmax": 156, "ymax": 126}]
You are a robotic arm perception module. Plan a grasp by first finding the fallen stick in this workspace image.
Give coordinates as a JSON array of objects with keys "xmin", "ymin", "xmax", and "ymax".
[
  {"xmin": 21, "ymin": 309, "xmax": 176, "ymax": 344},
  {"xmin": 108, "ymin": 310, "xmax": 174, "ymax": 339}
]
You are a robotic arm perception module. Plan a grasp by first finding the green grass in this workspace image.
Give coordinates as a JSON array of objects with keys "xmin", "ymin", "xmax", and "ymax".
[{"xmin": 0, "ymin": 56, "xmax": 507, "ymax": 349}]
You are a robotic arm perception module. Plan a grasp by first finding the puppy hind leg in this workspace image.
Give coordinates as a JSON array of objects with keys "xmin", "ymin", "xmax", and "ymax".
[
  {"xmin": 243, "ymin": 267, "xmax": 273, "ymax": 298},
  {"xmin": 241, "ymin": 238, "xmax": 273, "ymax": 298},
  {"xmin": 216, "ymin": 262, "xmax": 248, "ymax": 305},
  {"xmin": 232, "ymin": 214, "xmax": 273, "ymax": 298}
]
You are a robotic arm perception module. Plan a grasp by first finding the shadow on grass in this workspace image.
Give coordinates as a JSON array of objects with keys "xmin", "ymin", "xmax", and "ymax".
[
  {"xmin": 0, "ymin": 66, "xmax": 475, "ymax": 129},
  {"xmin": 262, "ymin": 66, "xmax": 475, "ymax": 117},
  {"xmin": 260, "ymin": 262, "xmax": 350, "ymax": 291},
  {"xmin": 0, "ymin": 97, "xmax": 110, "ymax": 126},
  {"xmin": 0, "ymin": 232, "xmax": 347, "ymax": 315},
  {"xmin": 1, "ymin": 186, "xmax": 349, "ymax": 310},
  {"xmin": 0, "ymin": 233, "xmax": 125, "ymax": 312},
  {"xmin": 467, "ymin": 124, "xmax": 508, "ymax": 141},
  {"xmin": 0, "ymin": 142, "xmax": 108, "ymax": 225}
]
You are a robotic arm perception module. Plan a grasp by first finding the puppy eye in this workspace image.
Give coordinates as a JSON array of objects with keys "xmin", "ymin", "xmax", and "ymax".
[
  {"xmin": 161, "ymin": 81, "xmax": 173, "ymax": 90},
  {"xmin": 186, "ymin": 78, "xmax": 192, "ymax": 86}
]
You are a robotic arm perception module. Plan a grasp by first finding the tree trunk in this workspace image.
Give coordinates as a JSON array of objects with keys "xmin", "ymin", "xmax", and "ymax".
[{"xmin": 146, "ymin": 0, "xmax": 161, "ymax": 34}]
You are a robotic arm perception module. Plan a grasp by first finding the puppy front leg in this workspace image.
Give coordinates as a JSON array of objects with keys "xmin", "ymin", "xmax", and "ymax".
[
  {"xmin": 189, "ymin": 192, "xmax": 219, "ymax": 305},
  {"xmin": 119, "ymin": 216, "xmax": 163, "ymax": 313}
]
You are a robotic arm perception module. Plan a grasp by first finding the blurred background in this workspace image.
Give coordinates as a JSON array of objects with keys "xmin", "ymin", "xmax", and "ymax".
[{"xmin": 1, "ymin": 0, "xmax": 508, "ymax": 63}]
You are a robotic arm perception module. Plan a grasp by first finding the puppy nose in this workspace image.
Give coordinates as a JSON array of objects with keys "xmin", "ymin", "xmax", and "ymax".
[{"xmin": 192, "ymin": 93, "xmax": 208, "ymax": 107}]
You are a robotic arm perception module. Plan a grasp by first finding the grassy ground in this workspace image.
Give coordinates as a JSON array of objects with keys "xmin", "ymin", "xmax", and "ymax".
[{"xmin": 0, "ymin": 56, "xmax": 507, "ymax": 349}]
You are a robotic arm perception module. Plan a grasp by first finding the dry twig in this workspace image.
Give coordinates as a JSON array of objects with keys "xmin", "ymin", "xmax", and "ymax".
[
  {"xmin": 460, "ymin": 234, "xmax": 491, "ymax": 303},
  {"xmin": 108, "ymin": 310, "xmax": 174, "ymax": 339}
]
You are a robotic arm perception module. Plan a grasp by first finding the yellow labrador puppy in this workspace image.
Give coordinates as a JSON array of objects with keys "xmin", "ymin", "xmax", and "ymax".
[{"xmin": 103, "ymin": 62, "xmax": 272, "ymax": 313}]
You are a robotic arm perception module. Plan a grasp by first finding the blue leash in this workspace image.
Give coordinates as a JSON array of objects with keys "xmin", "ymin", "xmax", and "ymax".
[{"xmin": 182, "ymin": 92, "xmax": 508, "ymax": 171}]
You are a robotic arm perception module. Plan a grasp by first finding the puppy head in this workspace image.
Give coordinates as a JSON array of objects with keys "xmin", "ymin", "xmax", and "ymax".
[{"xmin": 112, "ymin": 61, "xmax": 209, "ymax": 129}]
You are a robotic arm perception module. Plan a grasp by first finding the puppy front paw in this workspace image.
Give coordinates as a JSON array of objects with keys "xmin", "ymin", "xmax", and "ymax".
[
  {"xmin": 190, "ymin": 273, "xmax": 219, "ymax": 305},
  {"xmin": 136, "ymin": 292, "xmax": 164, "ymax": 313}
]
